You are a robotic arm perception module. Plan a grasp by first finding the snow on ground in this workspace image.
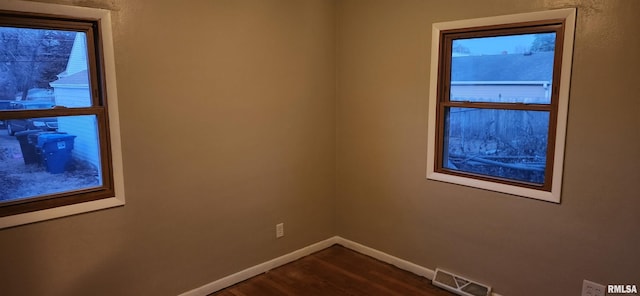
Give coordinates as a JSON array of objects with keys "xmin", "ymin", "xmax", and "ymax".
[{"xmin": 0, "ymin": 132, "xmax": 99, "ymax": 201}]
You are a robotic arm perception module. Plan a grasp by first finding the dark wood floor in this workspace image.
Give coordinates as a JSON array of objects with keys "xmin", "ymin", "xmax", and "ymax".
[{"xmin": 211, "ymin": 244, "xmax": 454, "ymax": 296}]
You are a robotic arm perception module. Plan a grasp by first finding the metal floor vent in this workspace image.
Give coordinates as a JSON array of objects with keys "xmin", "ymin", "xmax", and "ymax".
[{"xmin": 432, "ymin": 268, "xmax": 491, "ymax": 296}]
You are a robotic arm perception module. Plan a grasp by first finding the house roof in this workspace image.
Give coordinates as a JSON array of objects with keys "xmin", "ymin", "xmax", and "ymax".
[
  {"xmin": 451, "ymin": 51, "xmax": 554, "ymax": 82},
  {"xmin": 50, "ymin": 70, "xmax": 89, "ymax": 87}
]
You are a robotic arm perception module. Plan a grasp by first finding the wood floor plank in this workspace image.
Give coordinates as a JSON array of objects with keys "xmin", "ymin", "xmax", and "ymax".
[
  {"xmin": 315, "ymin": 245, "xmax": 446, "ymax": 295},
  {"xmin": 210, "ymin": 245, "xmax": 454, "ymax": 296}
]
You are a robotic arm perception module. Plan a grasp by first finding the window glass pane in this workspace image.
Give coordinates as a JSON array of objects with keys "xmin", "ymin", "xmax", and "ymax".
[
  {"xmin": 0, "ymin": 27, "xmax": 91, "ymax": 108},
  {"xmin": 443, "ymin": 107, "xmax": 549, "ymax": 184},
  {"xmin": 450, "ymin": 33, "xmax": 555, "ymax": 104},
  {"xmin": 0, "ymin": 115, "xmax": 102, "ymax": 203}
]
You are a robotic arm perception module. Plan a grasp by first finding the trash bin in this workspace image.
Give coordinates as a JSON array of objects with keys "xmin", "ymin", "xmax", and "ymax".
[
  {"xmin": 27, "ymin": 131, "xmax": 58, "ymax": 166},
  {"xmin": 15, "ymin": 130, "xmax": 43, "ymax": 165},
  {"xmin": 33, "ymin": 133, "xmax": 76, "ymax": 174}
]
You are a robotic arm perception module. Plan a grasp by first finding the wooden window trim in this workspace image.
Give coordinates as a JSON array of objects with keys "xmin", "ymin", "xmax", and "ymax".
[
  {"xmin": 426, "ymin": 9, "xmax": 576, "ymax": 203},
  {"xmin": 0, "ymin": 1, "xmax": 124, "ymax": 226},
  {"xmin": 0, "ymin": 13, "xmax": 114, "ymax": 217},
  {"xmin": 434, "ymin": 22, "xmax": 565, "ymax": 192}
]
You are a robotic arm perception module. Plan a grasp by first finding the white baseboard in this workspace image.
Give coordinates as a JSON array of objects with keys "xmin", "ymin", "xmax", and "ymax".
[
  {"xmin": 179, "ymin": 235, "xmax": 503, "ymax": 296},
  {"xmin": 334, "ymin": 237, "xmax": 503, "ymax": 296},
  {"xmin": 333, "ymin": 236, "xmax": 436, "ymax": 279},
  {"xmin": 178, "ymin": 237, "xmax": 339, "ymax": 296}
]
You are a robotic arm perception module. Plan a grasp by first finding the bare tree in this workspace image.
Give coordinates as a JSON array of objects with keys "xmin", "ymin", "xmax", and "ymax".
[
  {"xmin": 530, "ymin": 33, "xmax": 555, "ymax": 52},
  {"xmin": 453, "ymin": 43, "xmax": 471, "ymax": 54},
  {"xmin": 0, "ymin": 27, "xmax": 74, "ymax": 100}
]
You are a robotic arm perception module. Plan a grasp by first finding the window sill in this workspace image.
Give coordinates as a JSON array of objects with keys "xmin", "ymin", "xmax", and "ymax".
[
  {"xmin": 0, "ymin": 196, "xmax": 124, "ymax": 229},
  {"xmin": 427, "ymin": 170, "xmax": 560, "ymax": 203}
]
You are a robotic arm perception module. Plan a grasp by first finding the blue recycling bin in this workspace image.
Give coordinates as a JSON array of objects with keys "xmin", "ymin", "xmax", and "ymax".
[
  {"xmin": 27, "ymin": 131, "xmax": 61, "ymax": 166},
  {"xmin": 15, "ymin": 130, "xmax": 43, "ymax": 165},
  {"xmin": 33, "ymin": 133, "xmax": 76, "ymax": 174}
]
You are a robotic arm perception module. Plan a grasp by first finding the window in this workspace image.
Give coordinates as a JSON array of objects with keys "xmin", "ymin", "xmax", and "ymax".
[
  {"xmin": 0, "ymin": 1, "xmax": 124, "ymax": 228},
  {"xmin": 426, "ymin": 9, "xmax": 576, "ymax": 203}
]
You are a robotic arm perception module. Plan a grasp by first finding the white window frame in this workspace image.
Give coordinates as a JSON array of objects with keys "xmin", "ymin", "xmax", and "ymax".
[
  {"xmin": 426, "ymin": 8, "xmax": 576, "ymax": 203},
  {"xmin": 0, "ymin": 0, "xmax": 125, "ymax": 228}
]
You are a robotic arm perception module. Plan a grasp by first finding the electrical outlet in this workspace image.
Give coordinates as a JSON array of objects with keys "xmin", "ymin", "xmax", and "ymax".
[
  {"xmin": 276, "ymin": 223, "xmax": 284, "ymax": 238},
  {"xmin": 582, "ymin": 280, "xmax": 605, "ymax": 296}
]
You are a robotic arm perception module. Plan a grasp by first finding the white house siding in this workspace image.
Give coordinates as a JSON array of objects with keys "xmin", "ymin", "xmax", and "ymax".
[
  {"xmin": 52, "ymin": 88, "xmax": 101, "ymax": 174},
  {"xmin": 51, "ymin": 85, "xmax": 90, "ymax": 107},
  {"xmin": 63, "ymin": 33, "xmax": 88, "ymax": 76},
  {"xmin": 57, "ymin": 115, "xmax": 102, "ymax": 175},
  {"xmin": 450, "ymin": 84, "xmax": 548, "ymax": 103},
  {"xmin": 50, "ymin": 32, "xmax": 100, "ymax": 173}
]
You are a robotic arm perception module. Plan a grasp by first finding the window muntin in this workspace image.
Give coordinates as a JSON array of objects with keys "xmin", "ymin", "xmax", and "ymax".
[
  {"xmin": 0, "ymin": 11, "xmax": 115, "ymax": 217},
  {"xmin": 427, "ymin": 9, "xmax": 576, "ymax": 203}
]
